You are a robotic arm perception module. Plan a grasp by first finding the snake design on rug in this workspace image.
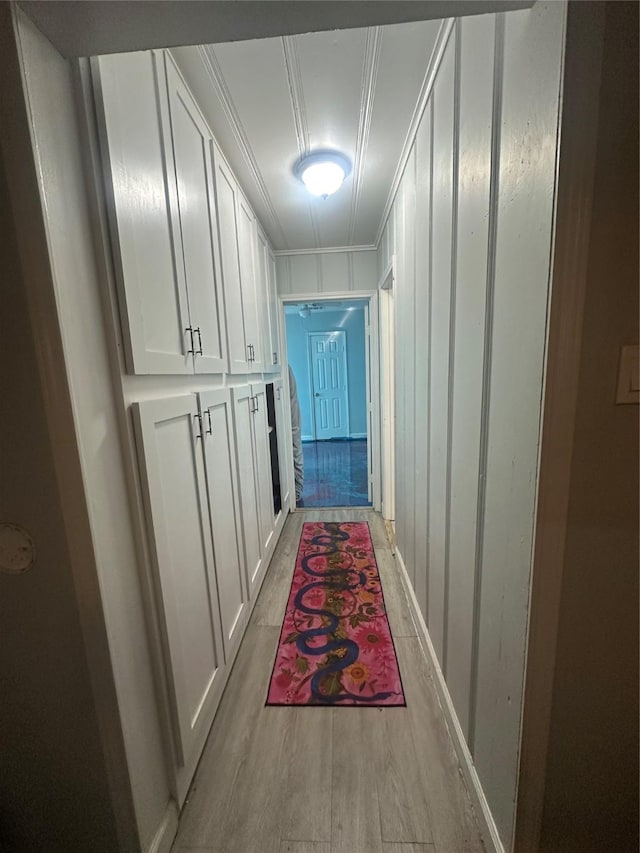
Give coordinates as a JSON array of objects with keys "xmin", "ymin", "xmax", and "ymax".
[{"xmin": 293, "ymin": 522, "xmax": 396, "ymax": 704}]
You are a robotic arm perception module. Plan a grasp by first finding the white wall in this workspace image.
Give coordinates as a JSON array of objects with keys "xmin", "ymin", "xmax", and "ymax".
[
  {"xmin": 380, "ymin": 4, "xmax": 565, "ymax": 848},
  {"xmin": 7, "ymin": 10, "xmax": 175, "ymax": 852},
  {"xmin": 276, "ymin": 249, "xmax": 377, "ymax": 295}
]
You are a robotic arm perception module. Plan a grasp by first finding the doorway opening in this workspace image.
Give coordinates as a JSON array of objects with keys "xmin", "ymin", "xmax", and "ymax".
[{"xmin": 283, "ymin": 296, "xmax": 375, "ymax": 508}]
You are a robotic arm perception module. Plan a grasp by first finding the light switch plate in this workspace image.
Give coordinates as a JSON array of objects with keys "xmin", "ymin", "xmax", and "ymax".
[{"xmin": 616, "ymin": 344, "xmax": 639, "ymax": 404}]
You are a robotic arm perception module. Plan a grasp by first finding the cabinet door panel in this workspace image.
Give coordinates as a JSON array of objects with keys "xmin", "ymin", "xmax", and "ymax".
[
  {"xmin": 94, "ymin": 51, "xmax": 191, "ymax": 374},
  {"xmin": 267, "ymin": 248, "xmax": 281, "ymax": 370},
  {"xmin": 166, "ymin": 59, "xmax": 227, "ymax": 373},
  {"xmin": 199, "ymin": 389, "xmax": 248, "ymax": 662},
  {"xmin": 251, "ymin": 383, "xmax": 275, "ymax": 558},
  {"xmin": 133, "ymin": 395, "xmax": 225, "ymax": 803},
  {"xmin": 274, "ymin": 378, "xmax": 291, "ymax": 511},
  {"xmin": 256, "ymin": 226, "xmax": 275, "ymax": 372},
  {"xmin": 231, "ymin": 387, "xmax": 262, "ymax": 596},
  {"xmin": 237, "ymin": 194, "xmax": 264, "ymax": 371},
  {"xmin": 213, "ymin": 148, "xmax": 250, "ymax": 373}
]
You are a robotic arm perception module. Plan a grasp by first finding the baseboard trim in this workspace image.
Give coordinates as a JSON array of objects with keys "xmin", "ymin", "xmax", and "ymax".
[
  {"xmin": 349, "ymin": 432, "xmax": 367, "ymax": 439},
  {"xmin": 147, "ymin": 800, "xmax": 179, "ymax": 853},
  {"xmin": 394, "ymin": 545, "xmax": 505, "ymax": 853}
]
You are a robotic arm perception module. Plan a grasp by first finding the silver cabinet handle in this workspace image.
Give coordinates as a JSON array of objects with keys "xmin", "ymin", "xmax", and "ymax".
[
  {"xmin": 194, "ymin": 413, "xmax": 203, "ymax": 440},
  {"xmin": 276, "ymin": 387, "xmax": 281, "ymax": 401},
  {"xmin": 205, "ymin": 409, "xmax": 213, "ymax": 435},
  {"xmin": 185, "ymin": 326, "xmax": 194, "ymax": 355},
  {"xmin": 247, "ymin": 344, "xmax": 253, "ymax": 363},
  {"xmin": 273, "ymin": 352, "xmax": 278, "ymax": 364},
  {"xmin": 194, "ymin": 327, "xmax": 203, "ymax": 356}
]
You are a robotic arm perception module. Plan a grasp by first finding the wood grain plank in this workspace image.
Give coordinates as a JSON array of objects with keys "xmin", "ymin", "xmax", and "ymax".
[
  {"xmin": 376, "ymin": 707, "xmax": 434, "ymax": 844},
  {"xmin": 253, "ymin": 512, "xmax": 303, "ymax": 627},
  {"xmin": 279, "ymin": 843, "xmax": 331, "ymax": 853},
  {"xmin": 382, "ymin": 845, "xmax": 436, "ymax": 852},
  {"xmin": 331, "ymin": 708, "xmax": 385, "ymax": 853},
  {"xmin": 394, "ymin": 638, "xmax": 484, "ymax": 852}
]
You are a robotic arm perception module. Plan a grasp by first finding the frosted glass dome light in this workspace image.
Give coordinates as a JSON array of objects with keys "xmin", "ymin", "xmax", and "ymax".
[{"xmin": 295, "ymin": 151, "xmax": 351, "ymax": 199}]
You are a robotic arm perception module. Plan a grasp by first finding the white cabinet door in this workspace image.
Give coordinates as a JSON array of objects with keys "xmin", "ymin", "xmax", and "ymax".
[
  {"xmin": 267, "ymin": 248, "xmax": 281, "ymax": 371},
  {"xmin": 199, "ymin": 388, "xmax": 248, "ymax": 663},
  {"xmin": 236, "ymin": 194, "xmax": 264, "ymax": 372},
  {"xmin": 213, "ymin": 147, "xmax": 250, "ymax": 373},
  {"xmin": 251, "ymin": 382, "xmax": 275, "ymax": 558},
  {"xmin": 273, "ymin": 378, "xmax": 291, "ymax": 512},
  {"xmin": 95, "ymin": 51, "xmax": 192, "ymax": 374},
  {"xmin": 231, "ymin": 386, "xmax": 263, "ymax": 596},
  {"xmin": 132, "ymin": 395, "xmax": 225, "ymax": 804},
  {"xmin": 165, "ymin": 57, "xmax": 228, "ymax": 374},
  {"xmin": 255, "ymin": 225, "xmax": 275, "ymax": 372}
]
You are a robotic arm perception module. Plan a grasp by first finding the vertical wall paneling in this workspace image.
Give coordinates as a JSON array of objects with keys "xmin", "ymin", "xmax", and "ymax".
[
  {"xmin": 393, "ymin": 172, "xmax": 407, "ymax": 573},
  {"xmin": 472, "ymin": 3, "xmax": 565, "ymax": 844},
  {"xmin": 412, "ymin": 97, "xmax": 432, "ymax": 622},
  {"xmin": 398, "ymin": 147, "xmax": 417, "ymax": 584},
  {"xmin": 427, "ymin": 30, "xmax": 455, "ymax": 664},
  {"xmin": 276, "ymin": 249, "xmax": 377, "ymax": 296},
  {"xmin": 382, "ymin": 4, "xmax": 564, "ymax": 847},
  {"xmin": 442, "ymin": 23, "xmax": 461, "ymax": 678},
  {"xmin": 445, "ymin": 14, "xmax": 495, "ymax": 739}
]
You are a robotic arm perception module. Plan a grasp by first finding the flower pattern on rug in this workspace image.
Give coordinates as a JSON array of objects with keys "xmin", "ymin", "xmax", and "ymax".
[{"xmin": 266, "ymin": 521, "xmax": 405, "ymax": 706}]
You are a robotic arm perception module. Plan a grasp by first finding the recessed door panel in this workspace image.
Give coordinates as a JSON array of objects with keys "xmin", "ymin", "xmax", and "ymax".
[
  {"xmin": 231, "ymin": 387, "xmax": 262, "ymax": 596},
  {"xmin": 132, "ymin": 395, "xmax": 225, "ymax": 803},
  {"xmin": 95, "ymin": 51, "xmax": 191, "ymax": 374},
  {"xmin": 166, "ymin": 59, "xmax": 227, "ymax": 373},
  {"xmin": 200, "ymin": 389, "xmax": 248, "ymax": 662},
  {"xmin": 213, "ymin": 147, "xmax": 249, "ymax": 373},
  {"xmin": 310, "ymin": 331, "xmax": 349, "ymax": 440}
]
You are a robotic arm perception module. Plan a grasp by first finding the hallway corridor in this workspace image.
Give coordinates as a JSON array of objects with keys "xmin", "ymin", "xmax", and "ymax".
[{"xmin": 171, "ymin": 510, "xmax": 485, "ymax": 853}]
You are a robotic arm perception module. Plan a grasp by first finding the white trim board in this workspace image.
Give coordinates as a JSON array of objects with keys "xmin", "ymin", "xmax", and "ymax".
[
  {"xmin": 274, "ymin": 244, "xmax": 377, "ymax": 256},
  {"xmin": 394, "ymin": 544, "xmax": 505, "ymax": 853}
]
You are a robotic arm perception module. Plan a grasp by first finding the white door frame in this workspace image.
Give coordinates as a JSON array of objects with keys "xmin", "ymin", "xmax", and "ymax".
[
  {"xmin": 308, "ymin": 329, "xmax": 349, "ymax": 440},
  {"xmin": 279, "ymin": 291, "xmax": 381, "ymax": 512}
]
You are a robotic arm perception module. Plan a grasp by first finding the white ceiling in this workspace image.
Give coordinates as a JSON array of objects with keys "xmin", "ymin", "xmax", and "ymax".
[{"xmin": 172, "ymin": 19, "xmax": 441, "ymax": 252}]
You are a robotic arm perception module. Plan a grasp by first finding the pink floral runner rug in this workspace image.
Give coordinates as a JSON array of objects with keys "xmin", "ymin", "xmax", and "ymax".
[{"xmin": 266, "ymin": 521, "xmax": 405, "ymax": 706}]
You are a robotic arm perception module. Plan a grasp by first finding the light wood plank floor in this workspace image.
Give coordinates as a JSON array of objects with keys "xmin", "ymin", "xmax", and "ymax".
[{"xmin": 172, "ymin": 510, "xmax": 485, "ymax": 853}]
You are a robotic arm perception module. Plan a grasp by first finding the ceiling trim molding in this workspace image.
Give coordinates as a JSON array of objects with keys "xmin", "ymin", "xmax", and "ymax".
[
  {"xmin": 198, "ymin": 45, "xmax": 289, "ymax": 247},
  {"xmin": 348, "ymin": 26, "xmax": 382, "ymax": 245},
  {"xmin": 282, "ymin": 35, "xmax": 321, "ymax": 247},
  {"xmin": 274, "ymin": 244, "xmax": 377, "ymax": 256},
  {"xmin": 375, "ymin": 17, "xmax": 455, "ymax": 247}
]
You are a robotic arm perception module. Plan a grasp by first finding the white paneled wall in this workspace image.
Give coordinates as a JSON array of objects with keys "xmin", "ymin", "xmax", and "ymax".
[
  {"xmin": 381, "ymin": 4, "xmax": 565, "ymax": 848},
  {"xmin": 276, "ymin": 249, "xmax": 377, "ymax": 295}
]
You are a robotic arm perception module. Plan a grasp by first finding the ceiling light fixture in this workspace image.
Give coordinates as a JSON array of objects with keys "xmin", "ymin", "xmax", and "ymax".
[{"xmin": 294, "ymin": 151, "xmax": 351, "ymax": 199}]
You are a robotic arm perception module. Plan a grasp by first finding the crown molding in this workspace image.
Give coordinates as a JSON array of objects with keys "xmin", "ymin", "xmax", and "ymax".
[
  {"xmin": 375, "ymin": 17, "xmax": 455, "ymax": 247},
  {"xmin": 273, "ymin": 244, "xmax": 377, "ymax": 257},
  {"xmin": 198, "ymin": 44, "xmax": 288, "ymax": 247}
]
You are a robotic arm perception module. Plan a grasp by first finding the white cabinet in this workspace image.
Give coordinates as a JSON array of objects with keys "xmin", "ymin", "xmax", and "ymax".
[
  {"xmin": 95, "ymin": 51, "xmax": 191, "ymax": 374},
  {"xmin": 213, "ymin": 144, "xmax": 269, "ymax": 374},
  {"xmin": 231, "ymin": 383, "xmax": 276, "ymax": 598},
  {"xmin": 132, "ymin": 395, "xmax": 226, "ymax": 803},
  {"xmin": 268, "ymin": 248, "xmax": 281, "ymax": 370},
  {"xmin": 251, "ymin": 382, "xmax": 276, "ymax": 556},
  {"xmin": 236, "ymin": 193, "xmax": 265, "ymax": 372},
  {"xmin": 273, "ymin": 378, "xmax": 291, "ymax": 512},
  {"xmin": 94, "ymin": 51, "xmax": 227, "ymax": 375},
  {"xmin": 199, "ymin": 388, "xmax": 248, "ymax": 663},
  {"xmin": 213, "ymin": 148, "xmax": 250, "ymax": 373},
  {"xmin": 231, "ymin": 386, "xmax": 264, "ymax": 596},
  {"xmin": 165, "ymin": 56, "xmax": 227, "ymax": 374},
  {"xmin": 256, "ymin": 225, "xmax": 280, "ymax": 372}
]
